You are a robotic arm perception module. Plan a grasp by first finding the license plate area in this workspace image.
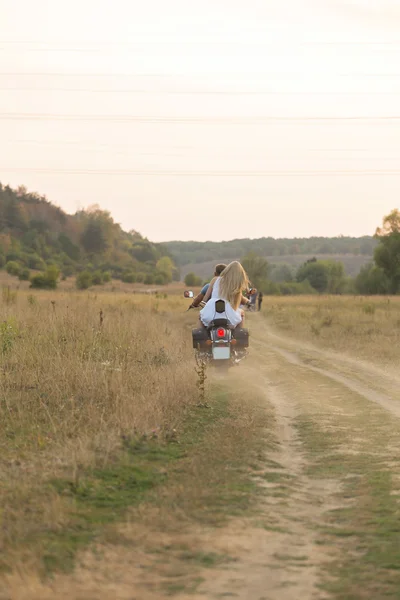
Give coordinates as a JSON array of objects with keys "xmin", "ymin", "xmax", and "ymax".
[{"xmin": 212, "ymin": 346, "xmax": 231, "ymax": 360}]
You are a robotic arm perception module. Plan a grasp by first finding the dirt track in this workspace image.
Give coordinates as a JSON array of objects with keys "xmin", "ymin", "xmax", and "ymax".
[{"xmin": 186, "ymin": 317, "xmax": 400, "ymax": 599}]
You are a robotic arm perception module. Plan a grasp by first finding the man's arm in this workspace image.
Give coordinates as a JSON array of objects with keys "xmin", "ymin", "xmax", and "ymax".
[
  {"xmin": 191, "ymin": 283, "xmax": 209, "ymax": 308},
  {"xmin": 191, "ymin": 292, "xmax": 205, "ymax": 308}
]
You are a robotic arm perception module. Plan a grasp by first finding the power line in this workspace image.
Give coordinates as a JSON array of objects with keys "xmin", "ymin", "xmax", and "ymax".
[
  {"xmin": 11, "ymin": 140, "xmax": 400, "ymax": 153},
  {"xmin": 1, "ymin": 40, "xmax": 399, "ymax": 46},
  {"xmin": 1, "ymin": 114, "xmax": 400, "ymax": 122},
  {"xmin": 2, "ymin": 168, "xmax": 400, "ymax": 176},
  {"xmin": 2, "ymin": 72, "xmax": 400, "ymax": 78},
  {"xmin": 1, "ymin": 87, "xmax": 400, "ymax": 95}
]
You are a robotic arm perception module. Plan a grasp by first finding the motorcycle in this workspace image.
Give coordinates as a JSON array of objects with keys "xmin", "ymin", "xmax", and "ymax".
[{"xmin": 184, "ymin": 291, "xmax": 249, "ymax": 367}]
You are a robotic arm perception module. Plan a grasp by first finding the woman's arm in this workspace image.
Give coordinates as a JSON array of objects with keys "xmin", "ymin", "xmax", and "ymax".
[{"xmin": 203, "ymin": 277, "xmax": 217, "ymax": 303}]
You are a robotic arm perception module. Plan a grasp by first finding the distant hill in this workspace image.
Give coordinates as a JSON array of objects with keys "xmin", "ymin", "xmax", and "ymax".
[
  {"xmin": 164, "ymin": 236, "xmax": 377, "ymax": 268},
  {"xmin": 0, "ymin": 182, "xmax": 177, "ymax": 284},
  {"xmin": 180, "ymin": 253, "xmax": 372, "ymax": 281},
  {"xmin": 164, "ymin": 236, "xmax": 376, "ymax": 280}
]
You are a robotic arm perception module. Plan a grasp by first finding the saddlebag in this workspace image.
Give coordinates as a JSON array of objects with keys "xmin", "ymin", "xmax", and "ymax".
[
  {"xmin": 192, "ymin": 327, "xmax": 209, "ymax": 349},
  {"xmin": 233, "ymin": 328, "xmax": 249, "ymax": 347}
]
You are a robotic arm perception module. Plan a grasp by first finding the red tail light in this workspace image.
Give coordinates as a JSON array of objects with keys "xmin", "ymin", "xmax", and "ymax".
[{"xmin": 217, "ymin": 328, "xmax": 226, "ymax": 338}]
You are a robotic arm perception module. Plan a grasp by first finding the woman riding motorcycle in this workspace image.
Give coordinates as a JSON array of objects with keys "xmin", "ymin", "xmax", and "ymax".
[{"xmin": 199, "ymin": 261, "xmax": 250, "ymax": 329}]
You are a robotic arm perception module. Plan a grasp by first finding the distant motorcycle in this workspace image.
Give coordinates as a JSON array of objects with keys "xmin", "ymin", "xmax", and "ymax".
[{"xmin": 185, "ymin": 292, "xmax": 249, "ymax": 367}]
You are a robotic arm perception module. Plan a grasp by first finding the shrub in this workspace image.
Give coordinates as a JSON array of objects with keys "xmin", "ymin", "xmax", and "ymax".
[
  {"xmin": 0, "ymin": 254, "xmax": 5, "ymax": 269},
  {"xmin": 102, "ymin": 271, "xmax": 111, "ymax": 283},
  {"xmin": 27, "ymin": 254, "xmax": 46, "ymax": 270},
  {"xmin": 62, "ymin": 265, "xmax": 75, "ymax": 278},
  {"xmin": 154, "ymin": 274, "xmax": 166, "ymax": 285},
  {"xmin": 0, "ymin": 318, "xmax": 19, "ymax": 354},
  {"xmin": 30, "ymin": 274, "xmax": 48, "ymax": 289},
  {"xmin": 184, "ymin": 272, "xmax": 202, "ymax": 287},
  {"xmin": 92, "ymin": 270, "xmax": 104, "ymax": 285},
  {"xmin": 279, "ymin": 280, "xmax": 316, "ymax": 295},
  {"xmin": 6, "ymin": 261, "xmax": 21, "ymax": 276},
  {"xmin": 30, "ymin": 266, "xmax": 59, "ymax": 290},
  {"xmin": 18, "ymin": 268, "xmax": 31, "ymax": 281},
  {"xmin": 144, "ymin": 274, "xmax": 155, "ymax": 285},
  {"xmin": 363, "ymin": 303, "xmax": 376, "ymax": 316},
  {"xmin": 76, "ymin": 271, "xmax": 93, "ymax": 290},
  {"xmin": 6, "ymin": 252, "xmax": 22, "ymax": 263},
  {"xmin": 122, "ymin": 271, "xmax": 136, "ymax": 284},
  {"xmin": 135, "ymin": 273, "xmax": 144, "ymax": 283},
  {"xmin": 296, "ymin": 261, "xmax": 329, "ymax": 293}
]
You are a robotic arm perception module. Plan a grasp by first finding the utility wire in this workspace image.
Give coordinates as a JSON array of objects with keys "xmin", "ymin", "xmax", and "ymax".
[
  {"xmin": 2, "ymin": 168, "xmax": 400, "ymax": 176},
  {"xmin": 2, "ymin": 72, "xmax": 400, "ymax": 78},
  {"xmin": 1, "ymin": 87, "xmax": 400, "ymax": 95},
  {"xmin": 1, "ymin": 114, "xmax": 400, "ymax": 122}
]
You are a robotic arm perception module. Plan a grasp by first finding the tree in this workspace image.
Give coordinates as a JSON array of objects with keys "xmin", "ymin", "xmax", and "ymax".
[
  {"xmin": 322, "ymin": 260, "xmax": 346, "ymax": 294},
  {"xmin": 241, "ymin": 252, "xmax": 269, "ymax": 287},
  {"xmin": 81, "ymin": 221, "xmax": 109, "ymax": 254},
  {"xmin": 156, "ymin": 256, "xmax": 174, "ymax": 283},
  {"xmin": 184, "ymin": 272, "xmax": 202, "ymax": 287},
  {"xmin": 58, "ymin": 233, "xmax": 80, "ymax": 261},
  {"xmin": 297, "ymin": 261, "xmax": 329, "ymax": 293},
  {"xmin": 355, "ymin": 263, "xmax": 390, "ymax": 295},
  {"xmin": 374, "ymin": 210, "xmax": 400, "ymax": 293},
  {"xmin": 92, "ymin": 270, "xmax": 104, "ymax": 285},
  {"xmin": 18, "ymin": 267, "xmax": 30, "ymax": 281},
  {"xmin": 130, "ymin": 241, "xmax": 157, "ymax": 263},
  {"xmin": 376, "ymin": 209, "xmax": 400, "ymax": 236},
  {"xmin": 6, "ymin": 261, "xmax": 21, "ymax": 276},
  {"xmin": 121, "ymin": 271, "xmax": 136, "ymax": 283},
  {"xmin": 76, "ymin": 271, "xmax": 92, "ymax": 290},
  {"xmin": 270, "ymin": 263, "xmax": 294, "ymax": 283},
  {"xmin": 30, "ymin": 266, "xmax": 59, "ymax": 289}
]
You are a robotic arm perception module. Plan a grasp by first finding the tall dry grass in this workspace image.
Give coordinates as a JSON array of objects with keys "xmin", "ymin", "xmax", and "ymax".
[
  {"xmin": 262, "ymin": 295, "xmax": 400, "ymax": 365},
  {"xmin": 0, "ymin": 288, "xmax": 197, "ymax": 571}
]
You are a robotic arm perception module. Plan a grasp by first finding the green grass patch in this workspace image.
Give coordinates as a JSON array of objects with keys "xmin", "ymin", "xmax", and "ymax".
[
  {"xmin": 178, "ymin": 551, "xmax": 236, "ymax": 568},
  {"xmin": 295, "ymin": 412, "xmax": 400, "ymax": 599},
  {"xmin": 2, "ymin": 384, "xmax": 276, "ymax": 580}
]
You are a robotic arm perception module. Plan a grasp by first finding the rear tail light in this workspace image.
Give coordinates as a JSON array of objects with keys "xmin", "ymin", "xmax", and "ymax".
[{"xmin": 217, "ymin": 328, "xmax": 226, "ymax": 338}]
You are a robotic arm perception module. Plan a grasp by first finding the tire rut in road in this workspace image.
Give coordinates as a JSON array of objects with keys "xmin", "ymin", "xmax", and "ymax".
[
  {"xmin": 189, "ymin": 353, "xmax": 340, "ymax": 600},
  {"xmin": 257, "ymin": 324, "xmax": 400, "ymax": 419}
]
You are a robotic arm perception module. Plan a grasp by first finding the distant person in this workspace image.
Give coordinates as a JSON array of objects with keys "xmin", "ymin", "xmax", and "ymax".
[
  {"xmin": 249, "ymin": 288, "xmax": 257, "ymax": 312},
  {"xmin": 258, "ymin": 291, "xmax": 263, "ymax": 311}
]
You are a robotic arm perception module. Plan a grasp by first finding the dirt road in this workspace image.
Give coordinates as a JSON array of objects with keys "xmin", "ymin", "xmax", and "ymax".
[{"xmin": 186, "ymin": 317, "xmax": 400, "ymax": 599}]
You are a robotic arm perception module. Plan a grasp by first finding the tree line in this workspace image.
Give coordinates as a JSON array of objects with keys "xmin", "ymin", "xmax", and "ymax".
[
  {"xmin": 165, "ymin": 235, "xmax": 376, "ymax": 267},
  {"xmin": 184, "ymin": 210, "xmax": 400, "ymax": 296},
  {"xmin": 0, "ymin": 183, "xmax": 178, "ymax": 289}
]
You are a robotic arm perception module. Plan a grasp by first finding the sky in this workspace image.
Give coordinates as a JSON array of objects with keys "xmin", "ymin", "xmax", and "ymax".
[{"xmin": 0, "ymin": 0, "xmax": 399, "ymax": 241}]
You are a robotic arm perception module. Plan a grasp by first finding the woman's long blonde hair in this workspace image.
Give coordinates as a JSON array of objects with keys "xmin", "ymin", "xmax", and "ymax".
[{"xmin": 219, "ymin": 261, "xmax": 249, "ymax": 310}]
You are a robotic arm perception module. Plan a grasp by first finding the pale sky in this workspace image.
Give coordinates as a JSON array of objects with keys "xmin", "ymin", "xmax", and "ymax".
[{"xmin": 1, "ymin": 0, "xmax": 399, "ymax": 241}]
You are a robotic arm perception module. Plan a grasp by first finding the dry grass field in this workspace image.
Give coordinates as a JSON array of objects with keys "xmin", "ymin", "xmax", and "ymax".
[
  {"xmin": 0, "ymin": 291, "xmax": 197, "ymax": 570},
  {"xmin": 262, "ymin": 294, "xmax": 400, "ymax": 367},
  {"xmin": 2, "ymin": 289, "xmax": 400, "ymax": 600},
  {"xmin": 0, "ymin": 286, "xmax": 272, "ymax": 599}
]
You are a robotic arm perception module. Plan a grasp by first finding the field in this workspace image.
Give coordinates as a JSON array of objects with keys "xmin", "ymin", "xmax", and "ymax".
[
  {"xmin": 1, "ymin": 289, "xmax": 400, "ymax": 599},
  {"xmin": 262, "ymin": 294, "xmax": 400, "ymax": 367}
]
